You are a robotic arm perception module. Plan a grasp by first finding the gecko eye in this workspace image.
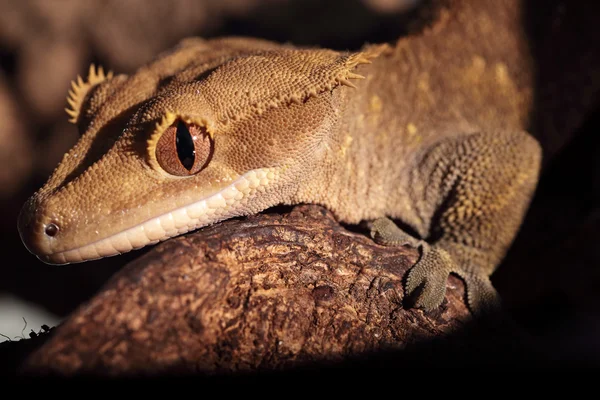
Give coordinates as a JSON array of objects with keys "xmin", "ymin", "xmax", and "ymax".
[
  {"xmin": 155, "ymin": 120, "xmax": 213, "ymax": 176},
  {"xmin": 45, "ymin": 223, "xmax": 59, "ymax": 237}
]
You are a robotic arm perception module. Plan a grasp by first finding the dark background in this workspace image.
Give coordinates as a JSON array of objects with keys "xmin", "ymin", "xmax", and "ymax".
[{"xmin": 0, "ymin": 0, "xmax": 599, "ymax": 365}]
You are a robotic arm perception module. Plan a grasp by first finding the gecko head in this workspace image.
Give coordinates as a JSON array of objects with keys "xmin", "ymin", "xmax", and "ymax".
[{"xmin": 18, "ymin": 38, "xmax": 385, "ymax": 265}]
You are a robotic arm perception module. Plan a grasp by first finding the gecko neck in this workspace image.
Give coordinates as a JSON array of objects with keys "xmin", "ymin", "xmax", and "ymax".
[
  {"xmin": 291, "ymin": 82, "xmax": 423, "ymax": 228},
  {"xmin": 292, "ymin": 0, "xmax": 533, "ymax": 229}
]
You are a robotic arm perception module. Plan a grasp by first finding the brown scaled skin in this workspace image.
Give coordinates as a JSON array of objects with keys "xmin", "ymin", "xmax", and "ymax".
[{"xmin": 19, "ymin": 1, "xmax": 545, "ymax": 314}]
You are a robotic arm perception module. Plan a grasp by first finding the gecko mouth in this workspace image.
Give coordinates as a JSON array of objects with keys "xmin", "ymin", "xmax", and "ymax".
[{"xmin": 39, "ymin": 168, "xmax": 278, "ymax": 265}]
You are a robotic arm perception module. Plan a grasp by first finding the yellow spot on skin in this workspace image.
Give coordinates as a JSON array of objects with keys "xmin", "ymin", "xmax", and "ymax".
[
  {"xmin": 473, "ymin": 56, "xmax": 486, "ymax": 71},
  {"xmin": 495, "ymin": 63, "xmax": 510, "ymax": 86},
  {"xmin": 407, "ymin": 123, "xmax": 417, "ymax": 135},
  {"xmin": 340, "ymin": 134, "xmax": 353, "ymax": 156},
  {"xmin": 417, "ymin": 73, "xmax": 430, "ymax": 92},
  {"xmin": 415, "ymin": 72, "xmax": 435, "ymax": 106},
  {"xmin": 344, "ymin": 135, "xmax": 353, "ymax": 146},
  {"xmin": 370, "ymin": 95, "xmax": 383, "ymax": 113},
  {"xmin": 466, "ymin": 55, "xmax": 486, "ymax": 83}
]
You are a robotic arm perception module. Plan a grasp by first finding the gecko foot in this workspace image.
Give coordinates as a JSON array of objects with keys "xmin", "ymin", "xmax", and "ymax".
[{"xmin": 370, "ymin": 217, "xmax": 501, "ymax": 315}]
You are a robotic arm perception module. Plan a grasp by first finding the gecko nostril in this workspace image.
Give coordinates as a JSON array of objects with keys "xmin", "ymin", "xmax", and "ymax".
[{"xmin": 45, "ymin": 223, "xmax": 59, "ymax": 237}]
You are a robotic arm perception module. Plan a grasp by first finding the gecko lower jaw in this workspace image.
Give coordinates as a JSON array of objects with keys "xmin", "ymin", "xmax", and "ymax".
[{"xmin": 29, "ymin": 168, "xmax": 279, "ymax": 265}]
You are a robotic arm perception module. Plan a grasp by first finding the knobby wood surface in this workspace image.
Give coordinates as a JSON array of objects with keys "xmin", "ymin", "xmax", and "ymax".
[{"xmin": 22, "ymin": 205, "xmax": 472, "ymax": 376}]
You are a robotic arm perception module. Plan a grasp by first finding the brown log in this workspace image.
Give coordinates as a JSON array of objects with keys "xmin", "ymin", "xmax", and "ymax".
[{"xmin": 22, "ymin": 205, "xmax": 471, "ymax": 376}]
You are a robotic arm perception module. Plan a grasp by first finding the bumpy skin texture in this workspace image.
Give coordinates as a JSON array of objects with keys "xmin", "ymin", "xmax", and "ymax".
[{"xmin": 19, "ymin": 0, "xmax": 549, "ymax": 313}]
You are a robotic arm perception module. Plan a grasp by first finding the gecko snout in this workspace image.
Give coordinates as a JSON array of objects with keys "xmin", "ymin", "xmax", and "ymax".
[{"xmin": 17, "ymin": 197, "xmax": 59, "ymax": 263}]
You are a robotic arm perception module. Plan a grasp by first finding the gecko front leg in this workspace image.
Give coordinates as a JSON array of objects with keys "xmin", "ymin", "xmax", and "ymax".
[{"xmin": 372, "ymin": 130, "xmax": 542, "ymax": 314}]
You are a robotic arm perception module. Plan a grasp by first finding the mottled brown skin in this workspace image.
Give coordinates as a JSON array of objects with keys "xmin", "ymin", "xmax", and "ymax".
[{"xmin": 19, "ymin": 0, "xmax": 545, "ymax": 313}]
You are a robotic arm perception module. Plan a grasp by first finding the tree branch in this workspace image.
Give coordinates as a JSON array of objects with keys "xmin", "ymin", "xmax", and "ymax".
[{"xmin": 22, "ymin": 205, "xmax": 470, "ymax": 376}]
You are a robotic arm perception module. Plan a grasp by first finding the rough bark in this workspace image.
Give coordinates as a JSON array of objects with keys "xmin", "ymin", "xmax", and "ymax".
[{"xmin": 22, "ymin": 205, "xmax": 471, "ymax": 376}]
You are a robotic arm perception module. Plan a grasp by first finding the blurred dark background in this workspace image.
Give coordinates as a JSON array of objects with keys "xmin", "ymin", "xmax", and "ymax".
[{"xmin": 0, "ymin": 0, "xmax": 599, "ymax": 364}]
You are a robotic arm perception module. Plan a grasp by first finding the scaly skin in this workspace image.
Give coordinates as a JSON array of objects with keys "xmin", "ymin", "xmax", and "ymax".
[{"xmin": 18, "ymin": 0, "xmax": 573, "ymax": 314}]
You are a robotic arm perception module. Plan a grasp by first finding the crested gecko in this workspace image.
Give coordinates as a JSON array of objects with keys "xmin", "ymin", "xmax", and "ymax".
[{"xmin": 19, "ymin": 0, "xmax": 584, "ymax": 314}]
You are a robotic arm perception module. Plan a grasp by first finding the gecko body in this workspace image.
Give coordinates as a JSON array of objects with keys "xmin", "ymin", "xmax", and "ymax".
[{"xmin": 18, "ymin": 0, "xmax": 591, "ymax": 313}]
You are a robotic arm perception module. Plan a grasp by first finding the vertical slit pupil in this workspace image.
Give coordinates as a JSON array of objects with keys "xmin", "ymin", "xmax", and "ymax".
[{"xmin": 175, "ymin": 121, "xmax": 195, "ymax": 170}]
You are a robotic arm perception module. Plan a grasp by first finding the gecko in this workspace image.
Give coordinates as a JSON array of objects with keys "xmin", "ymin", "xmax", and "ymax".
[{"xmin": 16, "ymin": 0, "xmax": 596, "ymax": 314}]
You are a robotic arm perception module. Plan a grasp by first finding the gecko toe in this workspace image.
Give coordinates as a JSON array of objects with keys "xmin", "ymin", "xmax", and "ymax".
[
  {"xmin": 370, "ymin": 217, "xmax": 418, "ymax": 247},
  {"xmin": 461, "ymin": 272, "xmax": 502, "ymax": 316},
  {"xmin": 405, "ymin": 246, "xmax": 453, "ymax": 311}
]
